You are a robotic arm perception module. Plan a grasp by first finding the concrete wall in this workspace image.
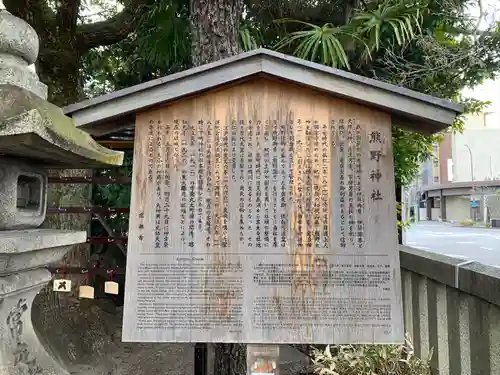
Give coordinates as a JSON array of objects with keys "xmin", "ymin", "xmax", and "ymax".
[
  {"xmin": 401, "ymin": 246, "xmax": 500, "ymax": 375},
  {"xmin": 486, "ymin": 194, "xmax": 500, "ymax": 219}
]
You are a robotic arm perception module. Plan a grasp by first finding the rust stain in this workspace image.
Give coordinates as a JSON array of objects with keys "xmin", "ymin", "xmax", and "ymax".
[
  {"xmin": 213, "ymin": 289, "xmax": 234, "ymax": 320},
  {"xmin": 289, "ymin": 117, "xmax": 332, "ymax": 299},
  {"xmin": 272, "ymin": 290, "xmax": 283, "ymax": 321},
  {"xmin": 211, "ymin": 116, "xmax": 234, "ymax": 322}
]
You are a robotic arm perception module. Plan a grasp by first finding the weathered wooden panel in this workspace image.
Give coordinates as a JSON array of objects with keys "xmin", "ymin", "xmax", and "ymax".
[{"xmin": 122, "ymin": 79, "xmax": 404, "ymax": 344}]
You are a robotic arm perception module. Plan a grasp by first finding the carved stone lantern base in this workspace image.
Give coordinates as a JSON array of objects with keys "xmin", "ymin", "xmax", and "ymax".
[
  {"xmin": 0, "ymin": 229, "xmax": 87, "ymax": 375},
  {"xmin": 0, "ymin": 269, "xmax": 68, "ymax": 375}
]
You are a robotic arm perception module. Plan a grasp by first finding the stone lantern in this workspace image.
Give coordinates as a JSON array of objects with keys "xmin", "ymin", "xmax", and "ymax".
[{"xmin": 0, "ymin": 4, "xmax": 124, "ymax": 374}]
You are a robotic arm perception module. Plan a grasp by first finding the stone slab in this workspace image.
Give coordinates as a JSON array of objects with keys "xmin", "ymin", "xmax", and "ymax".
[
  {"xmin": 0, "ymin": 9, "xmax": 47, "ymax": 99},
  {"xmin": 0, "ymin": 229, "xmax": 86, "ymax": 275},
  {"xmin": 0, "ymin": 84, "xmax": 124, "ymax": 168},
  {"xmin": 0, "ymin": 268, "xmax": 51, "ymax": 297},
  {"xmin": 0, "ymin": 229, "xmax": 87, "ymax": 254},
  {"xmin": 401, "ymin": 246, "xmax": 500, "ymax": 306},
  {"xmin": 0, "ymin": 9, "xmax": 38, "ymax": 65},
  {"xmin": 0, "ymin": 65, "xmax": 47, "ymax": 99}
]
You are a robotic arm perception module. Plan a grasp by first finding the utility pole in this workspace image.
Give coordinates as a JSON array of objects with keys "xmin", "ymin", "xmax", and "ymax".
[
  {"xmin": 414, "ymin": 173, "xmax": 420, "ymax": 222},
  {"xmin": 464, "ymin": 144, "xmax": 476, "ymax": 221}
]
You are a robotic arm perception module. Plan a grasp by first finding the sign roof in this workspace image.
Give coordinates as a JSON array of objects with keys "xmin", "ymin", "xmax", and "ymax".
[{"xmin": 64, "ymin": 48, "xmax": 463, "ymax": 136}]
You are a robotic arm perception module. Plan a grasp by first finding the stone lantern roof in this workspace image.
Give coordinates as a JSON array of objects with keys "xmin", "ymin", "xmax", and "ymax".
[{"xmin": 0, "ymin": 3, "xmax": 123, "ymax": 168}]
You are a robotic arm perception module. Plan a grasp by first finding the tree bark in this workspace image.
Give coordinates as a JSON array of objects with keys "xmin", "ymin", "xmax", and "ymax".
[
  {"xmin": 213, "ymin": 343, "xmax": 246, "ymax": 375},
  {"xmin": 190, "ymin": 0, "xmax": 242, "ymax": 67},
  {"xmin": 37, "ymin": 47, "xmax": 83, "ymax": 106},
  {"xmin": 190, "ymin": 0, "xmax": 245, "ymax": 374}
]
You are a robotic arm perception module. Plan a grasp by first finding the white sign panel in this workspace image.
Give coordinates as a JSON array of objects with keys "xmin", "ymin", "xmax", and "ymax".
[{"xmin": 122, "ymin": 82, "xmax": 404, "ymax": 344}]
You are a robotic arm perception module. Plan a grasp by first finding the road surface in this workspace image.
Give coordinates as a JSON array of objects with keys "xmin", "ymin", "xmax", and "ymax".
[{"xmin": 405, "ymin": 222, "xmax": 500, "ymax": 266}]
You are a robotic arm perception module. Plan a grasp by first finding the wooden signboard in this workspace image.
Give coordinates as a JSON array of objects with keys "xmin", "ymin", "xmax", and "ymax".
[{"xmin": 122, "ymin": 79, "xmax": 404, "ymax": 344}]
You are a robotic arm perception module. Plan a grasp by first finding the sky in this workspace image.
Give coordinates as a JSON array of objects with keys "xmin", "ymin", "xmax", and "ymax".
[
  {"xmin": 462, "ymin": 0, "xmax": 500, "ymax": 112},
  {"xmin": 464, "ymin": 80, "xmax": 499, "ymax": 111}
]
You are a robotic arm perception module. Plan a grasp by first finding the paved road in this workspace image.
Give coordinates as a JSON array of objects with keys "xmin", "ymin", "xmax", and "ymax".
[{"xmin": 405, "ymin": 222, "xmax": 500, "ymax": 267}]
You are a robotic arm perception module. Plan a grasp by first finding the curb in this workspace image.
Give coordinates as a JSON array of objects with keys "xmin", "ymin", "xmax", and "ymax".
[{"xmin": 451, "ymin": 225, "xmax": 497, "ymax": 230}]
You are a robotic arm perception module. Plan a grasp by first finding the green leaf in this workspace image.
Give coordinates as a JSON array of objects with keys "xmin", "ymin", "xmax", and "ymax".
[{"xmin": 272, "ymin": 19, "xmax": 368, "ymax": 69}]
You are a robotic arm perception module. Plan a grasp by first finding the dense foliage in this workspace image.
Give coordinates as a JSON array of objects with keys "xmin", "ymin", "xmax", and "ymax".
[
  {"xmin": 311, "ymin": 335, "xmax": 431, "ymax": 375},
  {"xmin": 78, "ymin": 0, "xmax": 500, "ymax": 188},
  {"xmin": 7, "ymin": 0, "xmax": 499, "ymax": 186}
]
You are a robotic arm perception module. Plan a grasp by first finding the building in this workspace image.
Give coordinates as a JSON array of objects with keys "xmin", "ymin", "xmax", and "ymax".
[{"xmin": 412, "ymin": 111, "xmax": 500, "ymax": 222}]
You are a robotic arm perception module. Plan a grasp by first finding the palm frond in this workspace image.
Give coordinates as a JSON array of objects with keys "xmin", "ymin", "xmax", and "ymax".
[
  {"xmin": 239, "ymin": 22, "xmax": 263, "ymax": 52},
  {"xmin": 273, "ymin": 20, "xmax": 357, "ymax": 69},
  {"xmin": 135, "ymin": 1, "xmax": 191, "ymax": 69},
  {"xmin": 350, "ymin": 0, "xmax": 426, "ymax": 51}
]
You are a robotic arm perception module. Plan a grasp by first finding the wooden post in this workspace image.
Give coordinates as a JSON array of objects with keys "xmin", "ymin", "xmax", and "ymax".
[
  {"xmin": 194, "ymin": 343, "xmax": 208, "ymax": 375},
  {"xmin": 396, "ymin": 182, "xmax": 403, "ymax": 244},
  {"xmin": 247, "ymin": 345, "xmax": 279, "ymax": 375}
]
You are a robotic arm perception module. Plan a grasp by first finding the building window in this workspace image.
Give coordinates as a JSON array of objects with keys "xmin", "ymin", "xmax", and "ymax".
[
  {"xmin": 433, "ymin": 176, "xmax": 439, "ymax": 183},
  {"xmin": 433, "ymin": 197, "xmax": 441, "ymax": 208},
  {"xmin": 432, "ymin": 144, "xmax": 439, "ymax": 153},
  {"xmin": 433, "ymin": 159, "xmax": 438, "ymax": 167}
]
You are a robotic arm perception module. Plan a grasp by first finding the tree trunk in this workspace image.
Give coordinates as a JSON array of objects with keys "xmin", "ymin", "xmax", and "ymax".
[
  {"xmin": 213, "ymin": 343, "xmax": 246, "ymax": 375},
  {"xmin": 191, "ymin": 0, "xmax": 242, "ymax": 67},
  {"xmin": 190, "ymin": 0, "xmax": 245, "ymax": 374},
  {"xmin": 38, "ymin": 47, "xmax": 83, "ymax": 106}
]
